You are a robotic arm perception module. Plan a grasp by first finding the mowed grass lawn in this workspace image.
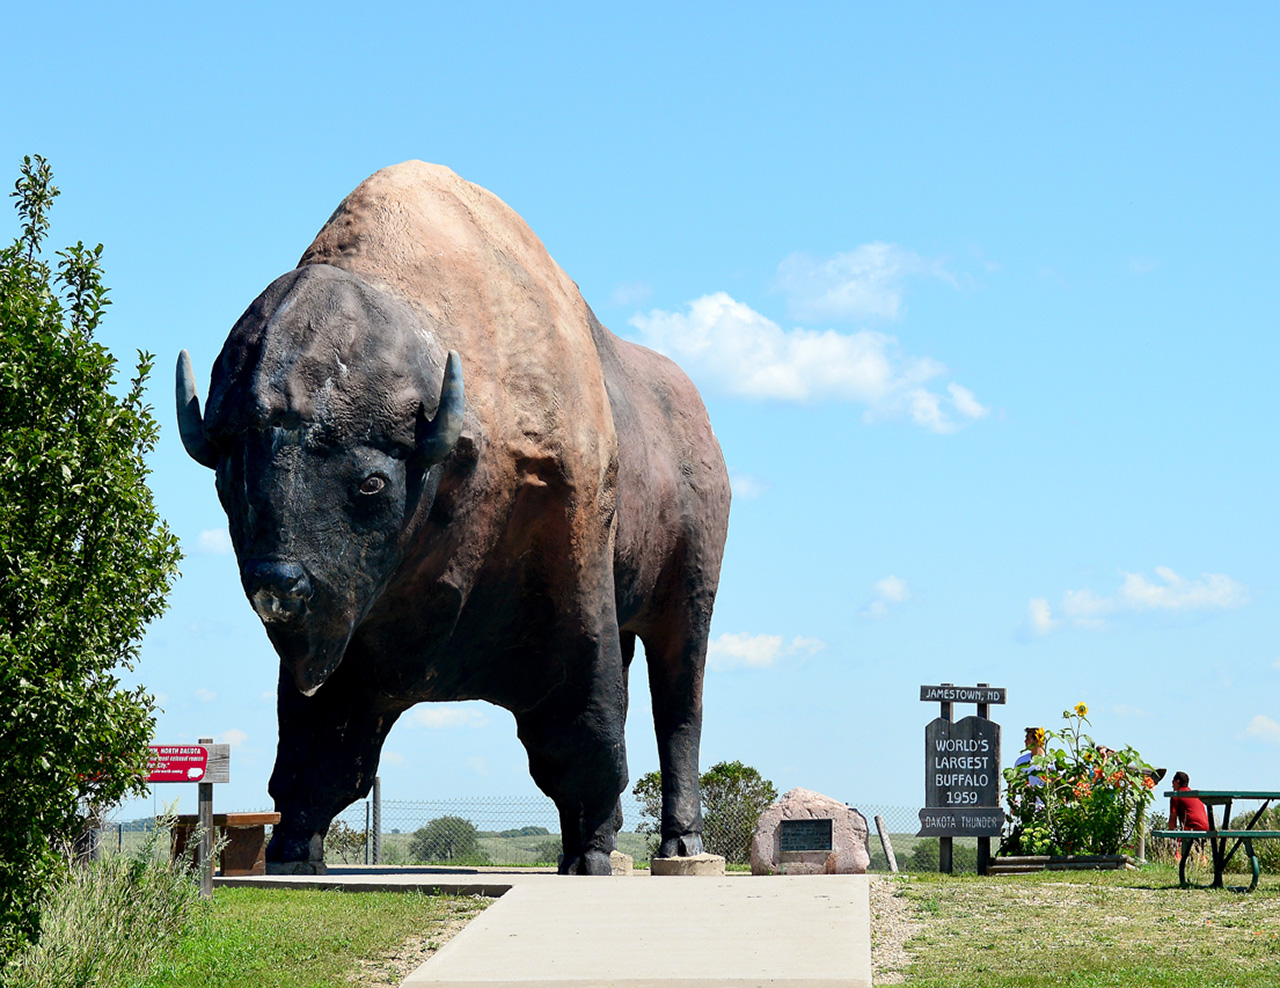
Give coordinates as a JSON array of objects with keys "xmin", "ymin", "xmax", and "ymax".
[
  {"xmin": 895, "ymin": 864, "xmax": 1280, "ymax": 986},
  {"xmin": 139, "ymin": 888, "xmax": 487, "ymax": 988}
]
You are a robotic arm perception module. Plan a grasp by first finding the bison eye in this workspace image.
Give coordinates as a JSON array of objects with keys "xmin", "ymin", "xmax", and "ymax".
[{"xmin": 358, "ymin": 474, "xmax": 386, "ymax": 495}]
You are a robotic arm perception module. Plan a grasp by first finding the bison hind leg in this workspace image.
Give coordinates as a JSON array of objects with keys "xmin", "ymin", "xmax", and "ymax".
[{"xmin": 642, "ymin": 614, "xmax": 710, "ymax": 859}]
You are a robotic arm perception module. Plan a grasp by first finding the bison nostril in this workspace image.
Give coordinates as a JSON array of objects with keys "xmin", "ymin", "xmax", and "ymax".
[{"xmin": 242, "ymin": 560, "xmax": 312, "ymax": 621}]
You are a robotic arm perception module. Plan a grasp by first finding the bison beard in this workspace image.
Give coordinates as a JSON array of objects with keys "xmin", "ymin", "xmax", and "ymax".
[{"xmin": 176, "ymin": 162, "xmax": 730, "ymax": 875}]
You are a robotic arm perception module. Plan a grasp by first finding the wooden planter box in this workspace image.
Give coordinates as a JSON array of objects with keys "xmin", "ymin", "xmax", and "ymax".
[{"xmin": 989, "ymin": 854, "xmax": 1136, "ymax": 875}]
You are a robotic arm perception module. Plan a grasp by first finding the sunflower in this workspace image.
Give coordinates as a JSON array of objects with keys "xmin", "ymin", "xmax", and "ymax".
[{"xmin": 1075, "ymin": 702, "xmax": 1089, "ymax": 717}]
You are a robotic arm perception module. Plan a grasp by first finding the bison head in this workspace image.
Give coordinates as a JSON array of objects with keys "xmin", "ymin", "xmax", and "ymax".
[{"xmin": 176, "ymin": 264, "xmax": 463, "ymax": 695}]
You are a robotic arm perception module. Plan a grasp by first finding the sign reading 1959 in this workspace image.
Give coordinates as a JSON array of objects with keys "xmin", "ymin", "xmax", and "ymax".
[{"xmin": 920, "ymin": 716, "xmax": 1002, "ymax": 835}]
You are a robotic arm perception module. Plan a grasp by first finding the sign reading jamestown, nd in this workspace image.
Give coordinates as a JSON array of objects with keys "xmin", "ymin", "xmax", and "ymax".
[{"xmin": 918, "ymin": 715, "xmax": 1002, "ymax": 836}]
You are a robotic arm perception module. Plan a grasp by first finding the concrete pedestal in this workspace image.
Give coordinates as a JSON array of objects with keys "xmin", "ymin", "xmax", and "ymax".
[{"xmin": 650, "ymin": 852, "xmax": 726, "ymax": 876}]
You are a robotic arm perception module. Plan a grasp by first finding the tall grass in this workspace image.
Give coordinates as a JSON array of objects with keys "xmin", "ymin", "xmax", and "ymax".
[{"xmin": 1, "ymin": 822, "xmax": 205, "ymax": 988}]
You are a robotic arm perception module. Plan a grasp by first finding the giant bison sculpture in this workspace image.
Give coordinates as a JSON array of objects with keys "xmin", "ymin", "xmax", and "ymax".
[{"xmin": 176, "ymin": 162, "xmax": 731, "ymax": 874}]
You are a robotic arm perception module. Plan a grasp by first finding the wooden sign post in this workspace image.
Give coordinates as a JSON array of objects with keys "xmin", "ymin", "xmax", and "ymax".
[
  {"xmin": 147, "ymin": 739, "xmax": 230, "ymax": 898},
  {"xmin": 918, "ymin": 683, "xmax": 1005, "ymax": 875}
]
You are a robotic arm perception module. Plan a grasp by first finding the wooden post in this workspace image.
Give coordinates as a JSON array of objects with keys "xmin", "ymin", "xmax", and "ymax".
[
  {"xmin": 976, "ymin": 683, "xmax": 991, "ymax": 876},
  {"xmin": 197, "ymin": 737, "xmax": 214, "ymax": 899},
  {"xmin": 939, "ymin": 685, "xmax": 953, "ymax": 875},
  {"xmin": 875, "ymin": 814, "xmax": 899, "ymax": 873}
]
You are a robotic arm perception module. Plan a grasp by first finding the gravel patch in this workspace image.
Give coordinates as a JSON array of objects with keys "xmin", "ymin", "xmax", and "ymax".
[
  {"xmin": 869, "ymin": 875, "xmax": 922, "ymax": 984},
  {"xmin": 347, "ymin": 898, "xmax": 486, "ymax": 987}
]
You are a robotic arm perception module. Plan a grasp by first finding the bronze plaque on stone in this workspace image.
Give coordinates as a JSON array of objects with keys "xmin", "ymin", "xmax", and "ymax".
[{"xmin": 779, "ymin": 818, "xmax": 833, "ymax": 851}]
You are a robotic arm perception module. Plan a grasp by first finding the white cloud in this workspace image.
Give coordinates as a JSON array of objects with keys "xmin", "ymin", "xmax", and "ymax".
[
  {"xmin": 1246, "ymin": 715, "xmax": 1280, "ymax": 745},
  {"xmin": 775, "ymin": 243, "xmax": 955, "ymax": 322},
  {"xmin": 1273, "ymin": 657, "xmax": 1280, "ymax": 671},
  {"xmin": 381, "ymin": 750, "xmax": 405, "ymax": 766},
  {"xmin": 707, "ymin": 632, "xmax": 827, "ymax": 671},
  {"xmin": 1129, "ymin": 257, "xmax": 1158, "ymax": 275},
  {"xmin": 1111, "ymin": 704, "xmax": 1148, "ymax": 718},
  {"xmin": 261, "ymin": 690, "xmax": 275, "ymax": 702},
  {"xmin": 409, "ymin": 704, "xmax": 488, "ymax": 729},
  {"xmin": 947, "ymin": 383, "xmax": 989, "ymax": 420},
  {"xmin": 789, "ymin": 636, "xmax": 827, "ymax": 655},
  {"xmin": 194, "ymin": 687, "xmax": 216, "ymax": 702},
  {"xmin": 1030, "ymin": 567, "xmax": 1249, "ymax": 634},
  {"xmin": 466, "ymin": 756, "xmax": 490, "ymax": 776},
  {"xmin": 864, "ymin": 575, "xmax": 911, "ymax": 618},
  {"xmin": 220, "ymin": 729, "xmax": 248, "ymax": 747},
  {"xmin": 612, "ymin": 281, "xmax": 652, "ymax": 306},
  {"xmin": 628, "ymin": 292, "xmax": 984, "ymax": 432},
  {"xmin": 729, "ymin": 471, "xmax": 769, "ymax": 498},
  {"xmin": 195, "ymin": 528, "xmax": 233, "ymax": 555},
  {"xmin": 1027, "ymin": 598, "xmax": 1059, "ymax": 636}
]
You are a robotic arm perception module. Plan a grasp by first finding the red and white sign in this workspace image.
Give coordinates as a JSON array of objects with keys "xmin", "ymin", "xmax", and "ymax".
[{"xmin": 147, "ymin": 745, "xmax": 208, "ymax": 782}]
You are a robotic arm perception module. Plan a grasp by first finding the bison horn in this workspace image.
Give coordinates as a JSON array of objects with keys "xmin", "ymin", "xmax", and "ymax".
[
  {"xmin": 175, "ymin": 350, "xmax": 218, "ymax": 469},
  {"xmin": 417, "ymin": 350, "xmax": 465, "ymax": 464}
]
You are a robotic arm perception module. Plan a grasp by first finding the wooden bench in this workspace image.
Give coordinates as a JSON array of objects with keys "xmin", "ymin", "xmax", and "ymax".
[
  {"xmin": 172, "ymin": 812, "xmax": 281, "ymax": 877},
  {"xmin": 1153, "ymin": 790, "xmax": 1280, "ymax": 891}
]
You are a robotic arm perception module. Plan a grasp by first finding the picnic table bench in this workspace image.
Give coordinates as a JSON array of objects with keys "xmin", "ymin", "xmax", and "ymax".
[{"xmin": 1151, "ymin": 790, "xmax": 1280, "ymax": 891}]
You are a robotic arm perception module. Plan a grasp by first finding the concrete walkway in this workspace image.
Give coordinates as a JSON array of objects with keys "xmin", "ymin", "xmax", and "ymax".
[{"xmin": 217, "ymin": 869, "xmax": 871, "ymax": 987}]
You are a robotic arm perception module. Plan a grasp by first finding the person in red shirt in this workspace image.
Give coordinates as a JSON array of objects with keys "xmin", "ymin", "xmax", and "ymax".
[{"xmin": 1168, "ymin": 771, "xmax": 1210, "ymax": 831}]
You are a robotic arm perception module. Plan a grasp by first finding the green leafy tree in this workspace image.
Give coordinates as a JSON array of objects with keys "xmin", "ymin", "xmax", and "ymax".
[
  {"xmin": 632, "ymin": 760, "xmax": 779, "ymax": 864},
  {"xmin": 0, "ymin": 156, "xmax": 180, "ymax": 958},
  {"xmin": 700, "ymin": 760, "xmax": 779, "ymax": 864},
  {"xmin": 407, "ymin": 816, "xmax": 489, "ymax": 864}
]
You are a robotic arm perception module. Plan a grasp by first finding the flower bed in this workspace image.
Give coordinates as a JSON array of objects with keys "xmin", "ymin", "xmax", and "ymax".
[{"xmin": 1001, "ymin": 704, "xmax": 1156, "ymax": 858}]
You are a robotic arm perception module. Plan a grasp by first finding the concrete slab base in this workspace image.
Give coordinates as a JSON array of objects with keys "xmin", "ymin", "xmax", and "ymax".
[
  {"xmin": 649, "ymin": 853, "xmax": 725, "ymax": 876},
  {"xmin": 403, "ymin": 875, "xmax": 871, "ymax": 987}
]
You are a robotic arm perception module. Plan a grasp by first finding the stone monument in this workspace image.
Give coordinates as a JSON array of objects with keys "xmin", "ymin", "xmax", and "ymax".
[{"xmin": 750, "ymin": 788, "xmax": 871, "ymax": 875}]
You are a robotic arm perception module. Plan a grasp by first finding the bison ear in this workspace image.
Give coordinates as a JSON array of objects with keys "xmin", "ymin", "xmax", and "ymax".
[
  {"xmin": 416, "ymin": 350, "xmax": 464, "ymax": 466},
  {"xmin": 176, "ymin": 350, "xmax": 218, "ymax": 469}
]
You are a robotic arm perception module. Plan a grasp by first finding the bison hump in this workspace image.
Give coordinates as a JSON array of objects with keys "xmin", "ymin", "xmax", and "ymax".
[{"xmin": 301, "ymin": 161, "xmax": 617, "ymax": 534}]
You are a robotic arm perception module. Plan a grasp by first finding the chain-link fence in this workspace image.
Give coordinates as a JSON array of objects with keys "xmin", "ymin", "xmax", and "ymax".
[
  {"xmin": 93, "ymin": 797, "xmax": 970, "ymax": 872},
  {"xmin": 324, "ymin": 796, "xmax": 954, "ymax": 872}
]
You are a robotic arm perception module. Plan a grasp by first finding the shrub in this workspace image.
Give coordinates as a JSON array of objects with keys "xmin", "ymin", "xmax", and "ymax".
[
  {"xmin": 632, "ymin": 761, "xmax": 778, "ymax": 864},
  {"xmin": 407, "ymin": 817, "xmax": 489, "ymax": 865},
  {"xmin": 325, "ymin": 820, "xmax": 368, "ymax": 864},
  {"xmin": 0, "ymin": 821, "xmax": 201, "ymax": 987},
  {"xmin": 0, "ymin": 155, "xmax": 180, "ymax": 959}
]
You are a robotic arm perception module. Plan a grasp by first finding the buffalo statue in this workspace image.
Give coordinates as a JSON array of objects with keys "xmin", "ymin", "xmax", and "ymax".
[{"xmin": 176, "ymin": 162, "xmax": 731, "ymax": 874}]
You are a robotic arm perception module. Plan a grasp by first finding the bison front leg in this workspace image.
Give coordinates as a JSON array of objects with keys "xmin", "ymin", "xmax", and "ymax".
[
  {"xmin": 515, "ymin": 627, "xmax": 629, "ymax": 876},
  {"xmin": 266, "ymin": 663, "xmax": 403, "ymax": 874}
]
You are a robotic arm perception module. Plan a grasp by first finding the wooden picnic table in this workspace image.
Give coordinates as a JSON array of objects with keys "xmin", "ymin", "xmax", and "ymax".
[{"xmin": 1151, "ymin": 790, "xmax": 1280, "ymax": 891}]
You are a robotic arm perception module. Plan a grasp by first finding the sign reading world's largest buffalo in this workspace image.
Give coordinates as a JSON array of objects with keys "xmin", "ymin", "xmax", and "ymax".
[{"xmin": 176, "ymin": 162, "xmax": 731, "ymax": 875}]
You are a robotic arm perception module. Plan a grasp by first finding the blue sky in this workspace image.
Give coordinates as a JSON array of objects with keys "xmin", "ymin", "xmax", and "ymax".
[{"xmin": 4, "ymin": 4, "xmax": 1277, "ymax": 819}]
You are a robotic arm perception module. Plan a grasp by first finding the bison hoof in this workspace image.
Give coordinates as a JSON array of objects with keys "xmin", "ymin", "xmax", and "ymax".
[
  {"xmin": 658, "ymin": 833, "xmax": 704, "ymax": 858},
  {"xmin": 560, "ymin": 849, "xmax": 613, "ymax": 875},
  {"xmin": 266, "ymin": 859, "xmax": 328, "ymax": 875}
]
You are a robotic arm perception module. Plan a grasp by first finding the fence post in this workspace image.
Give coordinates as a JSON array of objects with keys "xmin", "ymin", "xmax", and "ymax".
[
  {"xmin": 365, "ymin": 800, "xmax": 371, "ymax": 865},
  {"xmin": 118, "ymin": 822, "xmax": 123, "ymax": 854},
  {"xmin": 371, "ymin": 776, "xmax": 382, "ymax": 865},
  {"xmin": 197, "ymin": 736, "xmax": 214, "ymax": 899},
  {"xmin": 875, "ymin": 815, "xmax": 899, "ymax": 873}
]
